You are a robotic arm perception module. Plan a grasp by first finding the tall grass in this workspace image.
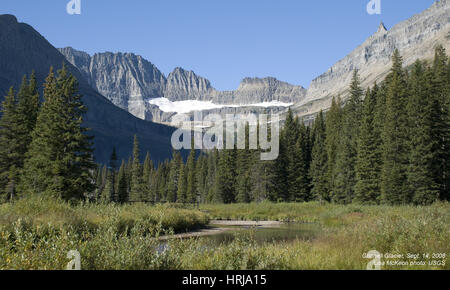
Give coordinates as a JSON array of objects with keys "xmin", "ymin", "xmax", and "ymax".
[
  {"xmin": 0, "ymin": 197, "xmax": 209, "ymax": 270},
  {"xmin": 0, "ymin": 198, "xmax": 448, "ymax": 270}
]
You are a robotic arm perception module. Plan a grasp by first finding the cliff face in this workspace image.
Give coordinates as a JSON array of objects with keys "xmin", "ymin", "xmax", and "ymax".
[
  {"xmin": 60, "ymin": 48, "xmax": 306, "ymax": 123},
  {"xmin": 58, "ymin": 48, "xmax": 166, "ymax": 119},
  {"xmin": 229, "ymin": 77, "xmax": 306, "ymax": 104},
  {"xmin": 293, "ymin": 0, "xmax": 450, "ymax": 118},
  {"xmin": 164, "ymin": 67, "xmax": 215, "ymax": 101}
]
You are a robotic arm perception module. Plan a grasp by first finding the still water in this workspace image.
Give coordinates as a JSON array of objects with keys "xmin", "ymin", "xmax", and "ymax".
[{"xmin": 203, "ymin": 223, "xmax": 321, "ymax": 246}]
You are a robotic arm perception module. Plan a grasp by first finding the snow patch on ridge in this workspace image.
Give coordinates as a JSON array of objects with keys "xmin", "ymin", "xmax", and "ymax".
[{"xmin": 148, "ymin": 98, "xmax": 293, "ymax": 114}]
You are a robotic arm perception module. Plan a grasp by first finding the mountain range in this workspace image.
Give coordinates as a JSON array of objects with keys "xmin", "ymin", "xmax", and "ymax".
[
  {"xmin": 58, "ymin": 47, "xmax": 306, "ymax": 124},
  {"xmin": 57, "ymin": 0, "xmax": 450, "ymax": 125}
]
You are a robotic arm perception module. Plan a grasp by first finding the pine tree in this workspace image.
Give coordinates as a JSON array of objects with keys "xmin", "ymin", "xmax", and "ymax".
[
  {"xmin": 142, "ymin": 152, "xmax": 154, "ymax": 202},
  {"xmin": 108, "ymin": 147, "xmax": 118, "ymax": 202},
  {"xmin": 0, "ymin": 73, "xmax": 40, "ymax": 202},
  {"xmin": 309, "ymin": 111, "xmax": 329, "ymax": 201},
  {"xmin": 99, "ymin": 165, "xmax": 110, "ymax": 203},
  {"xmin": 15, "ymin": 73, "xmax": 40, "ymax": 163},
  {"xmin": 117, "ymin": 160, "xmax": 128, "ymax": 203},
  {"xmin": 355, "ymin": 85, "xmax": 382, "ymax": 204},
  {"xmin": 430, "ymin": 45, "xmax": 450, "ymax": 201},
  {"xmin": 325, "ymin": 97, "xmax": 344, "ymax": 200},
  {"xmin": 186, "ymin": 140, "xmax": 197, "ymax": 203},
  {"xmin": 236, "ymin": 123, "xmax": 253, "ymax": 203},
  {"xmin": 167, "ymin": 151, "xmax": 182, "ymax": 202},
  {"xmin": 205, "ymin": 148, "xmax": 219, "ymax": 202},
  {"xmin": 272, "ymin": 108, "xmax": 298, "ymax": 201},
  {"xmin": 445, "ymin": 49, "xmax": 450, "ymax": 201},
  {"xmin": 97, "ymin": 165, "xmax": 110, "ymax": 203},
  {"xmin": 0, "ymin": 87, "xmax": 19, "ymax": 201},
  {"xmin": 195, "ymin": 155, "xmax": 208, "ymax": 203},
  {"xmin": 177, "ymin": 162, "xmax": 187, "ymax": 203},
  {"xmin": 333, "ymin": 70, "xmax": 363, "ymax": 204},
  {"xmin": 129, "ymin": 135, "xmax": 143, "ymax": 202},
  {"xmin": 288, "ymin": 120, "xmax": 310, "ymax": 202},
  {"xmin": 405, "ymin": 61, "xmax": 440, "ymax": 205},
  {"xmin": 20, "ymin": 66, "xmax": 95, "ymax": 201},
  {"xmin": 381, "ymin": 50, "xmax": 410, "ymax": 205},
  {"xmin": 215, "ymin": 147, "xmax": 236, "ymax": 204},
  {"xmin": 157, "ymin": 160, "xmax": 170, "ymax": 202}
]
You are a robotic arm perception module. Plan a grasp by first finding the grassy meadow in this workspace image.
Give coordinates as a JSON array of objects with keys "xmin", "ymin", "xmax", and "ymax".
[{"xmin": 0, "ymin": 198, "xmax": 448, "ymax": 270}]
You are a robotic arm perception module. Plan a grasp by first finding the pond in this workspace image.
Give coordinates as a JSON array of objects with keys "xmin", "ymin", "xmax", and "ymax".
[{"xmin": 201, "ymin": 222, "xmax": 321, "ymax": 246}]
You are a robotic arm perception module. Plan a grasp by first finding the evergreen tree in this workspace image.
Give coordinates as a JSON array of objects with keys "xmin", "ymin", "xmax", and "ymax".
[
  {"xmin": 195, "ymin": 155, "xmax": 208, "ymax": 203},
  {"xmin": 0, "ymin": 87, "xmax": 19, "ymax": 201},
  {"xmin": 325, "ymin": 97, "xmax": 344, "ymax": 200},
  {"xmin": 430, "ymin": 45, "xmax": 450, "ymax": 201},
  {"xmin": 20, "ymin": 66, "xmax": 95, "ymax": 201},
  {"xmin": 186, "ymin": 141, "xmax": 197, "ymax": 203},
  {"xmin": 177, "ymin": 162, "xmax": 187, "ymax": 203},
  {"xmin": 142, "ymin": 151, "xmax": 154, "ymax": 202},
  {"xmin": 272, "ymin": 108, "xmax": 298, "ymax": 201},
  {"xmin": 309, "ymin": 111, "xmax": 329, "ymax": 201},
  {"xmin": 235, "ymin": 123, "xmax": 253, "ymax": 203},
  {"xmin": 286, "ymin": 120, "xmax": 310, "ymax": 202},
  {"xmin": 333, "ymin": 70, "xmax": 363, "ymax": 204},
  {"xmin": 355, "ymin": 85, "xmax": 382, "ymax": 204},
  {"xmin": 406, "ymin": 61, "xmax": 440, "ymax": 205},
  {"xmin": 167, "ymin": 151, "xmax": 182, "ymax": 202},
  {"xmin": 15, "ymin": 73, "xmax": 40, "ymax": 162},
  {"xmin": 0, "ymin": 73, "xmax": 40, "ymax": 202},
  {"xmin": 157, "ymin": 160, "xmax": 170, "ymax": 202},
  {"xmin": 108, "ymin": 147, "xmax": 118, "ymax": 202},
  {"xmin": 205, "ymin": 148, "xmax": 219, "ymax": 202},
  {"xmin": 215, "ymin": 147, "xmax": 236, "ymax": 203},
  {"xmin": 117, "ymin": 160, "xmax": 128, "ymax": 203},
  {"xmin": 99, "ymin": 165, "xmax": 110, "ymax": 203},
  {"xmin": 381, "ymin": 50, "xmax": 410, "ymax": 205},
  {"xmin": 129, "ymin": 135, "xmax": 143, "ymax": 202},
  {"xmin": 97, "ymin": 165, "xmax": 110, "ymax": 203}
]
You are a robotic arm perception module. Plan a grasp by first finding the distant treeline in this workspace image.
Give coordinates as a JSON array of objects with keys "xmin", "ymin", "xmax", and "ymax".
[{"xmin": 0, "ymin": 47, "xmax": 449, "ymax": 205}]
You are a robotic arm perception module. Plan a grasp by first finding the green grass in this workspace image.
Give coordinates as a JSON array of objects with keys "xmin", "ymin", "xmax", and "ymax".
[
  {"xmin": 0, "ymin": 198, "xmax": 448, "ymax": 270},
  {"xmin": 192, "ymin": 202, "xmax": 449, "ymax": 270}
]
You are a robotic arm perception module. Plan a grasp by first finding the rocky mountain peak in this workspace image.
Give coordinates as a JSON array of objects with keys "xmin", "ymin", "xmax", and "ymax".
[
  {"xmin": 165, "ymin": 67, "xmax": 214, "ymax": 101},
  {"xmin": 377, "ymin": 22, "xmax": 388, "ymax": 34},
  {"xmin": 59, "ymin": 47, "xmax": 167, "ymax": 119}
]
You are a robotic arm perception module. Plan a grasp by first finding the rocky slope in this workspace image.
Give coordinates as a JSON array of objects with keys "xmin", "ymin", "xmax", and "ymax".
[
  {"xmin": 59, "ymin": 48, "xmax": 306, "ymax": 123},
  {"xmin": 58, "ymin": 48, "xmax": 166, "ymax": 120},
  {"xmin": 292, "ymin": 0, "xmax": 450, "ymax": 119},
  {"xmin": 164, "ymin": 67, "xmax": 215, "ymax": 101},
  {"xmin": 0, "ymin": 14, "xmax": 179, "ymax": 163}
]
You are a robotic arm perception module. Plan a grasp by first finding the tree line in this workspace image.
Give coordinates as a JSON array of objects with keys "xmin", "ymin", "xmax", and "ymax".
[{"xmin": 0, "ymin": 47, "xmax": 449, "ymax": 205}]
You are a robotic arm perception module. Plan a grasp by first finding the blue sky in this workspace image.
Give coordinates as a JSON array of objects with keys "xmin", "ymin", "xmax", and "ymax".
[{"xmin": 1, "ymin": 0, "xmax": 436, "ymax": 91}]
